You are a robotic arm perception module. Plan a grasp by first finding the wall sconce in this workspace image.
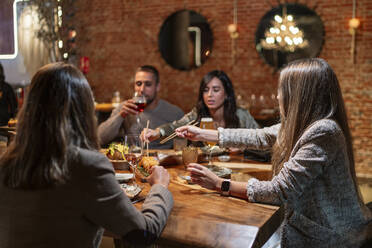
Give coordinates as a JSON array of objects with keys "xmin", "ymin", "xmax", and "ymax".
[
  {"xmin": 349, "ymin": 0, "xmax": 360, "ymax": 64},
  {"xmin": 228, "ymin": 23, "xmax": 239, "ymax": 39},
  {"xmin": 349, "ymin": 18, "xmax": 360, "ymax": 34},
  {"xmin": 349, "ymin": 17, "xmax": 360, "ymax": 64},
  {"xmin": 229, "ymin": 0, "xmax": 239, "ymax": 65}
]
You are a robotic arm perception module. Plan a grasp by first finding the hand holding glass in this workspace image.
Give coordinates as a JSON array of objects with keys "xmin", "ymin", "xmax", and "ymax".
[
  {"xmin": 133, "ymin": 92, "xmax": 146, "ymax": 112},
  {"xmin": 182, "ymin": 147, "xmax": 199, "ymax": 169},
  {"xmin": 132, "ymin": 92, "xmax": 146, "ymax": 124}
]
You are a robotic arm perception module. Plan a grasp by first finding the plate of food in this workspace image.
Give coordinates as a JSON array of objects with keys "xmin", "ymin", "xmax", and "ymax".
[
  {"xmin": 120, "ymin": 183, "xmax": 142, "ymax": 199},
  {"xmin": 206, "ymin": 165, "xmax": 232, "ymax": 179},
  {"xmin": 105, "ymin": 142, "xmax": 130, "ymax": 170},
  {"xmin": 106, "ymin": 142, "xmax": 129, "ymax": 160},
  {"xmin": 7, "ymin": 118, "xmax": 17, "ymax": 127},
  {"xmin": 200, "ymin": 145, "xmax": 226, "ymax": 156},
  {"xmin": 135, "ymin": 156, "xmax": 159, "ymax": 181}
]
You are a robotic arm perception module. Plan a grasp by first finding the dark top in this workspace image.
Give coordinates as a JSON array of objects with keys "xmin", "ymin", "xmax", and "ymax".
[{"xmin": 0, "ymin": 81, "xmax": 17, "ymax": 126}]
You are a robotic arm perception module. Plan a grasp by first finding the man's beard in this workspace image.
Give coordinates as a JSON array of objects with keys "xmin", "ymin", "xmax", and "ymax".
[{"xmin": 145, "ymin": 92, "xmax": 156, "ymax": 107}]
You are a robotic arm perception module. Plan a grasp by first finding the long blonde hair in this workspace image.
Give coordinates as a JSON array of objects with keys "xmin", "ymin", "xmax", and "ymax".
[{"xmin": 271, "ymin": 58, "xmax": 358, "ymax": 192}]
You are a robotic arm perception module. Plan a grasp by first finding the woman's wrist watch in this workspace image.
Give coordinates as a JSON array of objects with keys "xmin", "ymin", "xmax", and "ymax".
[
  {"xmin": 158, "ymin": 128, "xmax": 165, "ymax": 138},
  {"xmin": 221, "ymin": 179, "xmax": 231, "ymax": 196}
]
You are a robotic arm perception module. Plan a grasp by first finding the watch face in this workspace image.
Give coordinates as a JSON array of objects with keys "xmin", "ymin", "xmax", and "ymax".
[{"xmin": 221, "ymin": 180, "xmax": 230, "ymax": 192}]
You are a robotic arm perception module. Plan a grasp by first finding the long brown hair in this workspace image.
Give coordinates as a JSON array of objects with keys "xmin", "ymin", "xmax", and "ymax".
[
  {"xmin": 196, "ymin": 70, "xmax": 240, "ymax": 128},
  {"xmin": 0, "ymin": 63, "xmax": 99, "ymax": 189},
  {"xmin": 271, "ymin": 58, "xmax": 358, "ymax": 191}
]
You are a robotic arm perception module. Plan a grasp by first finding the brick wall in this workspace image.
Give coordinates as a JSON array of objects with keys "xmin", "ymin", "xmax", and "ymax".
[{"xmin": 72, "ymin": 0, "xmax": 372, "ymax": 175}]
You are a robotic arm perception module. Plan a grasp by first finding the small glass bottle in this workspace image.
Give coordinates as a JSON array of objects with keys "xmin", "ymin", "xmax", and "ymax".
[{"xmin": 112, "ymin": 91, "xmax": 121, "ymax": 107}]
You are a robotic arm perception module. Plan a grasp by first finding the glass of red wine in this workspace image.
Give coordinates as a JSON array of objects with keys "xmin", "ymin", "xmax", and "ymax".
[{"xmin": 133, "ymin": 92, "xmax": 146, "ymax": 124}]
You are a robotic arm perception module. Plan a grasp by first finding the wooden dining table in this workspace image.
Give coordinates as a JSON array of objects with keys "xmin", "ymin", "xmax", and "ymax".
[{"xmin": 106, "ymin": 151, "xmax": 283, "ymax": 248}]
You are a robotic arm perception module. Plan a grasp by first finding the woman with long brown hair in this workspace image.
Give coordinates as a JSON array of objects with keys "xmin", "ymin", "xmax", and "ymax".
[
  {"xmin": 141, "ymin": 70, "xmax": 259, "ymax": 144},
  {"xmin": 0, "ymin": 63, "xmax": 173, "ymax": 247},
  {"xmin": 175, "ymin": 58, "xmax": 371, "ymax": 247}
]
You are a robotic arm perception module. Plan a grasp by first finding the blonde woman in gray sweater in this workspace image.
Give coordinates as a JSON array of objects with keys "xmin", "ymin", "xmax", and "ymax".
[{"xmin": 175, "ymin": 58, "xmax": 371, "ymax": 248}]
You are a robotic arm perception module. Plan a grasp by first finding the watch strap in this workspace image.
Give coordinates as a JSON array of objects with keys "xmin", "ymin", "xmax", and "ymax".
[
  {"xmin": 221, "ymin": 179, "xmax": 231, "ymax": 196},
  {"xmin": 158, "ymin": 128, "xmax": 165, "ymax": 137}
]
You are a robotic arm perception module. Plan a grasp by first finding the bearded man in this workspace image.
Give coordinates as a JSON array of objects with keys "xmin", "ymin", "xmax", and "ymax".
[{"xmin": 98, "ymin": 65, "xmax": 184, "ymax": 149}]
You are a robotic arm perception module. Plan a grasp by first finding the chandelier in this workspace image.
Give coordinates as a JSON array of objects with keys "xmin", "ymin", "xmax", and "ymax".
[{"xmin": 260, "ymin": 6, "xmax": 308, "ymax": 52}]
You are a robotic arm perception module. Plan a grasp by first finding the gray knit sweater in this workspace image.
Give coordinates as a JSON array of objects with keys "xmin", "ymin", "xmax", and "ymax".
[
  {"xmin": 218, "ymin": 119, "xmax": 371, "ymax": 248},
  {"xmin": 98, "ymin": 99, "xmax": 184, "ymax": 149}
]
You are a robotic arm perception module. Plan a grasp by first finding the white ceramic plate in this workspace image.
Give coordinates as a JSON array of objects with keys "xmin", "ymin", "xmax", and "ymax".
[
  {"xmin": 115, "ymin": 173, "xmax": 134, "ymax": 182},
  {"xmin": 218, "ymin": 155, "xmax": 231, "ymax": 162}
]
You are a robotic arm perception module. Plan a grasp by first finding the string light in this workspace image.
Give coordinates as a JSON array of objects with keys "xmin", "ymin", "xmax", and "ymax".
[{"xmin": 57, "ymin": 6, "xmax": 62, "ymax": 27}]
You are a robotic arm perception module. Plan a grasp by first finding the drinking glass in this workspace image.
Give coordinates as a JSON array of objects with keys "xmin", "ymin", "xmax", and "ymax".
[
  {"xmin": 182, "ymin": 146, "xmax": 199, "ymax": 169},
  {"xmin": 181, "ymin": 146, "xmax": 198, "ymax": 179},
  {"xmin": 124, "ymin": 134, "xmax": 144, "ymax": 186},
  {"xmin": 132, "ymin": 92, "xmax": 147, "ymax": 125},
  {"xmin": 112, "ymin": 91, "xmax": 121, "ymax": 108},
  {"xmin": 200, "ymin": 117, "xmax": 217, "ymax": 165}
]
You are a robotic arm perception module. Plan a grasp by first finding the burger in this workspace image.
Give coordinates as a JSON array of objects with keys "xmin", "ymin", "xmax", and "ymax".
[{"xmin": 137, "ymin": 156, "xmax": 158, "ymax": 177}]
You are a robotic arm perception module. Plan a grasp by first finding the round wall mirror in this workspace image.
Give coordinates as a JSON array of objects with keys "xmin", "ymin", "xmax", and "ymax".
[
  {"xmin": 255, "ymin": 4, "xmax": 324, "ymax": 69},
  {"xmin": 158, "ymin": 10, "xmax": 213, "ymax": 71}
]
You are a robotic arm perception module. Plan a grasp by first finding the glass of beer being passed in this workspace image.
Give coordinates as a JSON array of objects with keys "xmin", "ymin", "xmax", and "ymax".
[{"xmin": 200, "ymin": 117, "xmax": 217, "ymax": 165}]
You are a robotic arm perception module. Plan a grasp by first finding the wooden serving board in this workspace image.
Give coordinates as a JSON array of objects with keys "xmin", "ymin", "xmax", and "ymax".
[{"xmin": 213, "ymin": 161, "xmax": 272, "ymax": 172}]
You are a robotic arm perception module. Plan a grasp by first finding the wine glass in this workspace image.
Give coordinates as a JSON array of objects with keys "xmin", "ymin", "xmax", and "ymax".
[
  {"xmin": 200, "ymin": 117, "xmax": 217, "ymax": 165},
  {"xmin": 132, "ymin": 92, "xmax": 147, "ymax": 125},
  {"xmin": 124, "ymin": 134, "xmax": 144, "ymax": 186},
  {"xmin": 124, "ymin": 153, "xmax": 138, "ymax": 186}
]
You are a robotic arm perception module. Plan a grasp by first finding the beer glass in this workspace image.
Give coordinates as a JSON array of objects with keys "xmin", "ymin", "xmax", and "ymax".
[{"xmin": 200, "ymin": 117, "xmax": 217, "ymax": 165}]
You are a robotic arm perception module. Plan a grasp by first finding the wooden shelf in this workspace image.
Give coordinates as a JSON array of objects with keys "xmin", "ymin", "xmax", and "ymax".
[{"xmin": 95, "ymin": 103, "xmax": 115, "ymax": 112}]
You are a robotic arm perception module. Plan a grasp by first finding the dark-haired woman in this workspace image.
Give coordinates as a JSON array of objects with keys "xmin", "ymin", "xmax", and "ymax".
[
  {"xmin": 142, "ymin": 70, "xmax": 259, "ymax": 143},
  {"xmin": 176, "ymin": 58, "xmax": 372, "ymax": 247},
  {"xmin": 0, "ymin": 63, "xmax": 173, "ymax": 248}
]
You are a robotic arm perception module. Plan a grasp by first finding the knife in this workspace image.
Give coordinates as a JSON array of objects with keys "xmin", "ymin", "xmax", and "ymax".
[{"xmin": 131, "ymin": 196, "xmax": 145, "ymax": 204}]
